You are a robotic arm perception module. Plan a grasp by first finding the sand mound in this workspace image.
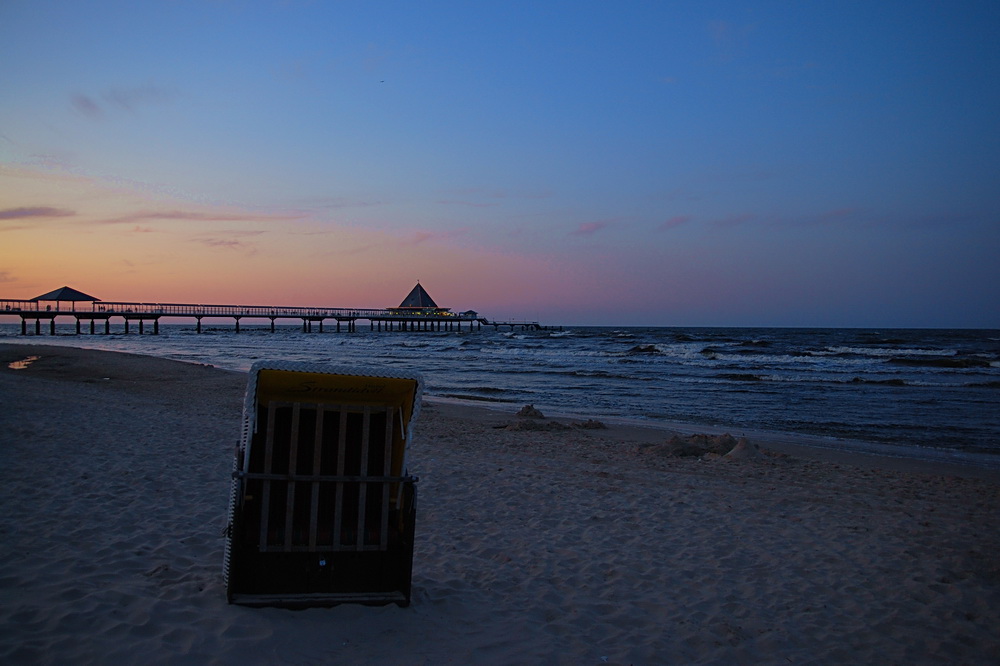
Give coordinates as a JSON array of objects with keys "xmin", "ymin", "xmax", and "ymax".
[
  {"xmin": 640, "ymin": 433, "xmax": 762, "ymax": 461},
  {"xmin": 516, "ymin": 404, "xmax": 546, "ymax": 418}
]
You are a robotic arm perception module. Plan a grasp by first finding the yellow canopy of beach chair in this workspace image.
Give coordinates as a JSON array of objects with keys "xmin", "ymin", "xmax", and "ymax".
[{"xmin": 224, "ymin": 361, "xmax": 423, "ymax": 608}]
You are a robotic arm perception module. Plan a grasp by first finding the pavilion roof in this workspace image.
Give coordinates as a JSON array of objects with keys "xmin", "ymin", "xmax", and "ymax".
[
  {"xmin": 397, "ymin": 283, "xmax": 439, "ymax": 309},
  {"xmin": 32, "ymin": 286, "xmax": 100, "ymax": 302}
]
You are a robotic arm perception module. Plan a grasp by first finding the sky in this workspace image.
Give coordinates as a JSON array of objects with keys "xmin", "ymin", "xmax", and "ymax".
[{"xmin": 1, "ymin": 0, "xmax": 998, "ymax": 327}]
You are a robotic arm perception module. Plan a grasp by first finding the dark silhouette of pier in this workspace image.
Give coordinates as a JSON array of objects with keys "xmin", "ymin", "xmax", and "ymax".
[{"xmin": 1, "ymin": 284, "xmax": 548, "ymax": 335}]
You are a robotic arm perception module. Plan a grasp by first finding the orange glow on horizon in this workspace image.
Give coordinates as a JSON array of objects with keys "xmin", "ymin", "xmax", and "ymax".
[{"xmin": 1, "ymin": 165, "xmax": 597, "ymax": 318}]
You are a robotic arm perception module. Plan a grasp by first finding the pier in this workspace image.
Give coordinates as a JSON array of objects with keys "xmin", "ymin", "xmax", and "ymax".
[{"xmin": 0, "ymin": 285, "xmax": 547, "ymax": 335}]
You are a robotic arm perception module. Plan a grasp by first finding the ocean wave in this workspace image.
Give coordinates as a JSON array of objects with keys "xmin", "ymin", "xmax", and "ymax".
[
  {"xmin": 850, "ymin": 377, "xmax": 908, "ymax": 386},
  {"xmin": 718, "ymin": 373, "xmax": 765, "ymax": 382},
  {"xmin": 562, "ymin": 369, "xmax": 646, "ymax": 381},
  {"xmin": 738, "ymin": 339, "xmax": 772, "ymax": 348},
  {"xmin": 626, "ymin": 344, "xmax": 661, "ymax": 355},
  {"xmin": 700, "ymin": 351, "xmax": 841, "ymax": 367},
  {"xmin": 437, "ymin": 393, "xmax": 517, "ymax": 403},
  {"xmin": 888, "ymin": 356, "xmax": 991, "ymax": 369},
  {"xmin": 820, "ymin": 345, "xmax": 956, "ymax": 358}
]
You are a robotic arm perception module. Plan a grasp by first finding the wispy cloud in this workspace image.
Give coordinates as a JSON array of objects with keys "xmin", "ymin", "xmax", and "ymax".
[
  {"xmin": 658, "ymin": 215, "xmax": 691, "ymax": 231},
  {"xmin": 434, "ymin": 199, "xmax": 499, "ymax": 208},
  {"xmin": 815, "ymin": 208, "xmax": 857, "ymax": 223},
  {"xmin": 104, "ymin": 85, "xmax": 176, "ymax": 112},
  {"xmin": 72, "ymin": 85, "xmax": 177, "ymax": 119},
  {"xmin": 444, "ymin": 187, "xmax": 509, "ymax": 199},
  {"xmin": 195, "ymin": 238, "xmax": 248, "ymax": 249},
  {"xmin": 336, "ymin": 243, "xmax": 379, "ymax": 256},
  {"xmin": 708, "ymin": 20, "xmax": 756, "ymax": 62},
  {"xmin": 307, "ymin": 197, "xmax": 386, "ymax": 210},
  {"xmin": 363, "ymin": 42, "xmax": 391, "ymax": 74},
  {"xmin": 0, "ymin": 271, "xmax": 15, "ymax": 283},
  {"xmin": 571, "ymin": 221, "xmax": 610, "ymax": 236},
  {"xmin": 438, "ymin": 187, "xmax": 554, "ymax": 202},
  {"xmin": 0, "ymin": 206, "xmax": 76, "ymax": 220},
  {"xmin": 189, "ymin": 230, "xmax": 266, "ymax": 252},
  {"xmin": 769, "ymin": 60, "xmax": 820, "ymax": 80},
  {"xmin": 72, "ymin": 94, "xmax": 102, "ymax": 118},
  {"xmin": 97, "ymin": 209, "xmax": 304, "ymax": 225},
  {"xmin": 406, "ymin": 228, "xmax": 468, "ymax": 245},
  {"xmin": 710, "ymin": 213, "xmax": 756, "ymax": 228},
  {"xmin": 770, "ymin": 208, "xmax": 860, "ymax": 229}
]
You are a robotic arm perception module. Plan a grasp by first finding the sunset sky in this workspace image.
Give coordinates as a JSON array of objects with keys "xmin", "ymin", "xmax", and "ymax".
[{"xmin": 2, "ymin": 1, "xmax": 998, "ymax": 327}]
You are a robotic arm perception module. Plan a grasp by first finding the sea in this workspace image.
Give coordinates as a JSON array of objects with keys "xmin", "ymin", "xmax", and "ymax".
[{"xmin": 3, "ymin": 323, "xmax": 999, "ymax": 467}]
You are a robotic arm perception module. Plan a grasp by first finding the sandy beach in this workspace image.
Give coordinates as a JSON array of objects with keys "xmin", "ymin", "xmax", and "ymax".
[{"xmin": 1, "ymin": 344, "xmax": 998, "ymax": 664}]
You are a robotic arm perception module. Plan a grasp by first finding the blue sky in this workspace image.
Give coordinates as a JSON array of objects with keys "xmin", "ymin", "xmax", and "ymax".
[{"xmin": 1, "ymin": 1, "xmax": 998, "ymax": 326}]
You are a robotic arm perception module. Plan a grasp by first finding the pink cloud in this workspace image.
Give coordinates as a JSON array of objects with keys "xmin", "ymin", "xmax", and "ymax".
[
  {"xmin": 442, "ymin": 187, "xmax": 509, "ymax": 199},
  {"xmin": 0, "ymin": 206, "xmax": 75, "ymax": 220},
  {"xmin": 103, "ymin": 85, "xmax": 176, "ymax": 112},
  {"xmin": 816, "ymin": 208, "xmax": 857, "ymax": 223},
  {"xmin": 72, "ymin": 86, "xmax": 176, "ymax": 119},
  {"xmin": 433, "ymin": 199, "xmax": 498, "ymax": 208},
  {"xmin": 196, "ymin": 238, "xmax": 246, "ymax": 249},
  {"xmin": 708, "ymin": 20, "xmax": 756, "ymax": 61},
  {"xmin": 571, "ymin": 221, "xmax": 609, "ymax": 236},
  {"xmin": 439, "ymin": 187, "xmax": 554, "ymax": 201},
  {"xmin": 309, "ymin": 197, "xmax": 386, "ymax": 210},
  {"xmin": 404, "ymin": 228, "xmax": 469, "ymax": 245},
  {"xmin": 711, "ymin": 213, "xmax": 755, "ymax": 228},
  {"xmin": 97, "ymin": 209, "xmax": 304, "ymax": 225},
  {"xmin": 72, "ymin": 94, "xmax": 102, "ymax": 118},
  {"xmin": 189, "ymin": 229, "xmax": 266, "ymax": 251},
  {"xmin": 658, "ymin": 215, "xmax": 691, "ymax": 231}
]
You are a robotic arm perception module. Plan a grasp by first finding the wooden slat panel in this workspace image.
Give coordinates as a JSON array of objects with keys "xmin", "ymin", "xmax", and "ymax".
[
  {"xmin": 332, "ymin": 406, "xmax": 348, "ymax": 551},
  {"xmin": 282, "ymin": 402, "xmax": 301, "ymax": 551},
  {"xmin": 356, "ymin": 406, "xmax": 371, "ymax": 549},
  {"xmin": 259, "ymin": 401, "xmax": 277, "ymax": 550},
  {"xmin": 380, "ymin": 407, "xmax": 394, "ymax": 549},
  {"xmin": 308, "ymin": 406, "xmax": 325, "ymax": 549},
  {"xmin": 248, "ymin": 401, "xmax": 406, "ymax": 554}
]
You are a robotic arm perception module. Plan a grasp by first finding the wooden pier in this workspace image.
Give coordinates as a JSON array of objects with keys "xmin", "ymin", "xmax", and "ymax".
[{"xmin": 1, "ymin": 287, "xmax": 547, "ymax": 335}]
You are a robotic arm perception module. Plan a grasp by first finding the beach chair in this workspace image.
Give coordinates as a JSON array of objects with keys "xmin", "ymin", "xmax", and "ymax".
[{"xmin": 224, "ymin": 361, "xmax": 423, "ymax": 607}]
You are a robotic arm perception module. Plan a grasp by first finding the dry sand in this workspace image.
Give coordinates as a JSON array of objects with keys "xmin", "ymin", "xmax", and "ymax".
[{"xmin": 1, "ymin": 343, "xmax": 999, "ymax": 664}]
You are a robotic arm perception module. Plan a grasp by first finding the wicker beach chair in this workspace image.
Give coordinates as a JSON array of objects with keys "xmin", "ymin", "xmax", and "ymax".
[{"xmin": 224, "ymin": 361, "xmax": 423, "ymax": 607}]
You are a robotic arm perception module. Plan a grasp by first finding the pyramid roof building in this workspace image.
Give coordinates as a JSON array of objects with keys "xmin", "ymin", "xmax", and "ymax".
[
  {"xmin": 32, "ymin": 286, "xmax": 100, "ymax": 302},
  {"xmin": 397, "ymin": 282, "xmax": 439, "ymax": 309}
]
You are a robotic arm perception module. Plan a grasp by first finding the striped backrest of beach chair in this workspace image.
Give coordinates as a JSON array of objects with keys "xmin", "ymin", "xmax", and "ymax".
[{"xmin": 243, "ymin": 401, "xmax": 401, "ymax": 552}]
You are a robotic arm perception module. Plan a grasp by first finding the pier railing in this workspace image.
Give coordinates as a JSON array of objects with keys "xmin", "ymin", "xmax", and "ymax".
[
  {"xmin": 3, "ymin": 299, "xmax": 467, "ymax": 320},
  {"xmin": 1, "ymin": 298, "xmax": 547, "ymax": 334},
  {"xmin": 91, "ymin": 302, "xmax": 405, "ymax": 319}
]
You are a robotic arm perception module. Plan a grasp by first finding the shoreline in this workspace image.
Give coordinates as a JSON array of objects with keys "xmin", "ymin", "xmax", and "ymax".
[
  {"xmin": 3, "ymin": 328, "xmax": 998, "ymax": 453},
  {"xmin": 3, "ymin": 341, "xmax": 999, "ymax": 481},
  {"xmin": 2, "ymin": 343, "xmax": 1000, "ymax": 662}
]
